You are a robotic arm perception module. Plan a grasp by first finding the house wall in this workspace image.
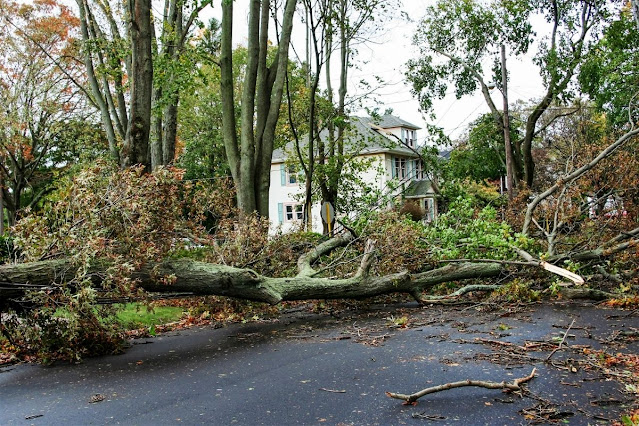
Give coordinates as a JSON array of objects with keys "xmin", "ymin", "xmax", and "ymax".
[
  {"xmin": 381, "ymin": 126, "xmax": 417, "ymax": 148},
  {"xmin": 268, "ymin": 153, "xmax": 390, "ymax": 234},
  {"xmin": 268, "ymin": 124, "xmax": 429, "ymax": 235}
]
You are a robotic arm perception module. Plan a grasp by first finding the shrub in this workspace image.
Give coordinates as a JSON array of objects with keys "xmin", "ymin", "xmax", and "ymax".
[{"xmin": 399, "ymin": 201, "xmax": 425, "ymax": 222}]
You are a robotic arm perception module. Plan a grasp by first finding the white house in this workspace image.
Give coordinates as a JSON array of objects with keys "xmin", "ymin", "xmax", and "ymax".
[{"xmin": 269, "ymin": 114, "xmax": 438, "ymax": 233}]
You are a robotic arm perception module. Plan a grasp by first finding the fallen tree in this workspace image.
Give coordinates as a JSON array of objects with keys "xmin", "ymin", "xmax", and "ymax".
[
  {"xmin": 1, "ymin": 227, "xmax": 634, "ymax": 309},
  {"xmin": 0, "ymin": 236, "xmax": 502, "ymax": 306}
]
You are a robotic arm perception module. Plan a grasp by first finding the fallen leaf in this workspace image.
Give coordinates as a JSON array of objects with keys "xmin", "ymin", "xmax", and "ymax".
[{"xmin": 89, "ymin": 394, "xmax": 105, "ymax": 403}]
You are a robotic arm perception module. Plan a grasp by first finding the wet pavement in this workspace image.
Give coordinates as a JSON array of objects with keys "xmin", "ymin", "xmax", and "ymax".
[{"xmin": 1, "ymin": 301, "xmax": 637, "ymax": 425}]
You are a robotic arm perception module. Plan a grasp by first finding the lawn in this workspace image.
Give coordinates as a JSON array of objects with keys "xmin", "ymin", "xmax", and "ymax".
[{"xmin": 115, "ymin": 303, "xmax": 186, "ymax": 329}]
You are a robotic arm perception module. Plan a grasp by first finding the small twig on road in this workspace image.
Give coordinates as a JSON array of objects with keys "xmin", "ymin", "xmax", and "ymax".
[
  {"xmin": 475, "ymin": 337, "xmax": 527, "ymax": 352},
  {"xmin": 319, "ymin": 388, "xmax": 346, "ymax": 393},
  {"xmin": 546, "ymin": 319, "xmax": 575, "ymax": 362},
  {"xmin": 386, "ymin": 368, "xmax": 537, "ymax": 404},
  {"xmin": 412, "ymin": 412, "xmax": 446, "ymax": 420}
]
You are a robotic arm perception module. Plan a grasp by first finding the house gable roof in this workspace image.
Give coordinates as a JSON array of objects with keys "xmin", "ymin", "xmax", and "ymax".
[
  {"xmin": 272, "ymin": 114, "xmax": 420, "ymax": 163},
  {"xmin": 373, "ymin": 114, "xmax": 421, "ymax": 130}
]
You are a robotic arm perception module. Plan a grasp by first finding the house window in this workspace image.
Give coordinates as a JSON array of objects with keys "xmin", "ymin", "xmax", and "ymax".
[
  {"xmin": 415, "ymin": 159, "xmax": 424, "ymax": 180},
  {"xmin": 424, "ymin": 198, "xmax": 435, "ymax": 222},
  {"xmin": 393, "ymin": 157, "xmax": 407, "ymax": 179},
  {"xmin": 284, "ymin": 203, "xmax": 303, "ymax": 222},
  {"xmin": 286, "ymin": 166, "xmax": 298, "ymax": 185},
  {"xmin": 402, "ymin": 128, "xmax": 416, "ymax": 148},
  {"xmin": 281, "ymin": 164, "xmax": 301, "ymax": 186}
]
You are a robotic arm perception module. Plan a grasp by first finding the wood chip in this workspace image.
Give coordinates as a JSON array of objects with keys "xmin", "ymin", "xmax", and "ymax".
[{"xmin": 319, "ymin": 388, "xmax": 346, "ymax": 393}]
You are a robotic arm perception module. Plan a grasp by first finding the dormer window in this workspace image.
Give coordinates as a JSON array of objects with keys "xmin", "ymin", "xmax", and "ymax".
[{"xmin": 400, "ymin": 128, "xmax": 416, "ymax": 148}]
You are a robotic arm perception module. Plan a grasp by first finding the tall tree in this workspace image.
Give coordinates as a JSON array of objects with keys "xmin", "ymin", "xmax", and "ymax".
[
  {"xmin": 285, "ymin": 0, "xmax": 392, "ymax": 232},
  {"xmin": 0, "ymin": 0, "xmax": 99, "ymax": 225},
  {"xmin": 76, "ymin": 0, "xmax": 211, "ymax": 170},
  {"xmin": 580, "ymin": 6, "xmax": 639, "ymax": 130},
  {"xmin": 75, "ymin": 0, "xmax": 128, "ymax": 163},
  {"xmin": 407, "ymin": 0, "xmax": 613, "ymax": 188},
  {"xmin": 319, "ymin": 0, "xmax": 391, "ymax": 216},
  {"xmin": 220, "ymin": 0, "xmax": 297, "ymax": 216},
  {"xmin": 150, "ymin": 0, "xmax": 213, "ymax": 169},
  {"xmin": 121, "ymin": 0, "xmax": 153, "ymax": 170}
]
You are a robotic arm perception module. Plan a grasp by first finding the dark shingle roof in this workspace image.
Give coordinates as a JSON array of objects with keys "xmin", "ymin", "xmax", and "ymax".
[
  {"xmin": 373, "ymin": 114, "xmax": 421, "ymax": 130},
  {"xmin": 405, "ymin": 180, "xmax": 434, "ymax": 197},
  {"xmin": 273, "ymin": 115, "xmax": 420, "ymax": 162}
]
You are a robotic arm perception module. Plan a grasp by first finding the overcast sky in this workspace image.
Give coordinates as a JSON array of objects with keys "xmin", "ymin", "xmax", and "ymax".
[{"xmin": 206, "ymin": 0, "xmax": 546, "ymax": 145}]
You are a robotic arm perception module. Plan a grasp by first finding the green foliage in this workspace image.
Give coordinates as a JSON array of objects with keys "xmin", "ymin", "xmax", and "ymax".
[
  {"xmin": 0, "ymin": 234, "xmax": 18, "ymax": 263},
  {"xmin": 489, "ymin": 279, "xmax": 540, "ymax": 302},
  {"xmin": 424, "ymin": 196, "xmax": 532, "ymax": 260},
  {"xmin": 446, "ymin": 113, "xmax": 520, "ymax": 182},
  {"xmin": 2, "ymin": 295, "xmax": 126, "ymax": 363},
  {"xmin": 407, "ymin": 0, "xmax": 533, "ymax": 114},
  {"xmin": 177, "ymin": 62, "xmax": 229, "ymax": 180},
  {"xmin": 579, "ymin": 7, "xmax": 639, "ymax": 129},
  {"xmin": 440, "ymin": 180, "xmax": 505, "ymax": 211}
]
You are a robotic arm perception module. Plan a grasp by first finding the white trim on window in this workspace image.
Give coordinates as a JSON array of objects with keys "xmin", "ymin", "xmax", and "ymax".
[{"xmin": 283, "ymin": 203, "xmax": 304, "ymax": 222}]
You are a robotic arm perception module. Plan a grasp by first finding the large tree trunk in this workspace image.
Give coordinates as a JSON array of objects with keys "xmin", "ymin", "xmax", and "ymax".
[
  {"xmin": 0, "ymin": 258, "xmax": 502, "ymax": 306},
  {"xmin": 122, "ymin": 0, "xmax": 153, "ymax": 170},
  {"xmin": 220, "ymin": 0, "xmax": 297, "ymax": 217}
]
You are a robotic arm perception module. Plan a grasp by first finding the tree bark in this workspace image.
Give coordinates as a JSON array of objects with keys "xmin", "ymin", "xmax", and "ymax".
[{"xmin": 122, "ymin": 0, "xmax": 153, "ymax": 170}]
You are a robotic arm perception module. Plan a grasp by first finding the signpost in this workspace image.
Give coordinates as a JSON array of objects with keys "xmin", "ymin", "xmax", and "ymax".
[{"xmin": 320, "ymin": 201, "xmax": 335, "ymax": 234}]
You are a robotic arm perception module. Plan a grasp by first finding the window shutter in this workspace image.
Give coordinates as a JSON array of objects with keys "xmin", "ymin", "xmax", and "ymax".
[
  {"xmin": 401, "ymin": 128, "xmax": 405, "ymax": 143},
  {"xmin": 391, "ymin": 157, "xmax": 396, "ymax": 179},
  {"xmin": 277, "ymin": 203, "xmax": 283, "ymax": 223},
  {"xmin": 280, "ymin": 164, "xmax": 286, "ymax": 186}
]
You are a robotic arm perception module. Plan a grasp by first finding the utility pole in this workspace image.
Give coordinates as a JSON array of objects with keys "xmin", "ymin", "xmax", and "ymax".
[{"xmin": 501, "ymin": 44, "xmax": 514, "ymax": 200}]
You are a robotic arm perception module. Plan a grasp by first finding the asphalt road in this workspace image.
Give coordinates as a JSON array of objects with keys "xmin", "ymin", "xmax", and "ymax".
[{"xmin": 1, "ymin": 302, "xmax": 637, "ymax": 425}]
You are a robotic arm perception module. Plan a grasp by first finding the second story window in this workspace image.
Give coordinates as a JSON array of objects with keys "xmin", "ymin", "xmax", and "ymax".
[
  {"xmin": 415, "ymin": 159, "xmax": 424, "ymax": 180},
  {"xmin": 281, "ymin": 164, "xmax": 301, "ymax": 186},
  {"xmin": 287, "ymin": 166, "xmax": 298, "ymax": 185},
  {"xmin": 393, "ymin": 157, "xmax": 407, "ymax": 179},
  {"xmin": 401, "ymin": 128, "xmax": 416, "ymax": 148}
]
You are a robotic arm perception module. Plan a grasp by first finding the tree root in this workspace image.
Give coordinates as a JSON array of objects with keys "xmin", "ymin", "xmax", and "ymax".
[{"xmin": 386, "ymin": 368, "xmax": 537, "ymax": 404}]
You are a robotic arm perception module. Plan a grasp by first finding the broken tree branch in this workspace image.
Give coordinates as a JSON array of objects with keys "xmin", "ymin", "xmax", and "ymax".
[
  {"xmin": 522, "ymin": 126, "xmax": 639, "ymax": 235},
  {"xmin": 546, "ymin": 319, "xmax": 575, "ymax": 362},
  {"xmin": 297, "ymin": 234, "xmax": 353, "ymax": 277},
  {"xmin": 512, "ymin": 246, "xmax": 585, "ymax": 284},
  {"xmin": 386, "ymin": 368, "xmax": 537, "ymax": 404},
  {"xmin": 414, "ymin": 284, "xmax": 501, "ymax": 304}
]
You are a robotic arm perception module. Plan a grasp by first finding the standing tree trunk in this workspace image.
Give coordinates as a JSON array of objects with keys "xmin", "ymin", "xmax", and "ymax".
[
  {"xmin": 122, "ymin": 0, "xmax": 152, "ymax": 170},
  {"xmin": 220, "ymin": 0, "xmax": 297, "ymax": 217}
]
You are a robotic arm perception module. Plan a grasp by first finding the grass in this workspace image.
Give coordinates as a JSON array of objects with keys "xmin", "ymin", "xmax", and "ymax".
[{"xmin": 115, "ymin": 303, "xmax": 185, "ymax": 329}]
